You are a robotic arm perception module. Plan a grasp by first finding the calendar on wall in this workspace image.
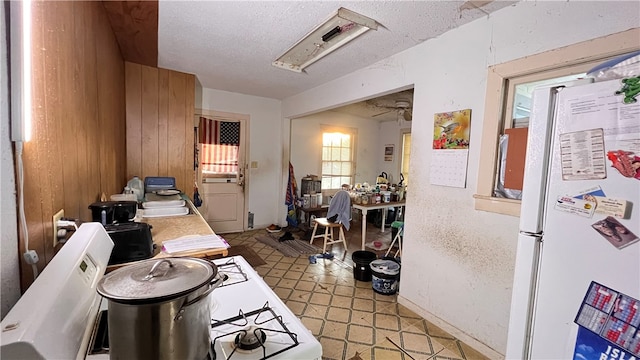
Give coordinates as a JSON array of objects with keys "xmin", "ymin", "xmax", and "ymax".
[
  {"xmin": 430, "ymin": 109, "xmax": 471, "ymax": 188},
  {"xmin": 430, "ymin": 149, "xmax": 469, "ymax": 188}
]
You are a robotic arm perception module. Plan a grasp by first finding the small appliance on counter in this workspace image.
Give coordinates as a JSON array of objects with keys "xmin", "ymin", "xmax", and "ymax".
[
  {"xmin": 88, "ymin": 201, "xmax": 138, "ymax": 226},
  {"xmin": 144, "ymin": 176, "xmax": 177, "ymax": 194},
  {"xmin": 88, "ymin": 201, "xmax": 154, "ymax": 265},
  {"xmin": 103, "ymin": 222, "xmax": 154, "ymax": 265}
]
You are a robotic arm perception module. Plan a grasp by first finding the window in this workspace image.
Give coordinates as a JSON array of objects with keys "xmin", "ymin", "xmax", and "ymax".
[
  {"xmin": 400, "ymin": 131, "xmax": 411, "ymax": 186},
  {"xmin": 198, "ymin": 116, "xmax": 240, "ymax": 178},
  {"xmin": 321, "ymin": 127, "xmax": 356, "ymax": 190},
  {"xmin": 474, "ymin": 29, "xmax": 639, "ymax": 216}
]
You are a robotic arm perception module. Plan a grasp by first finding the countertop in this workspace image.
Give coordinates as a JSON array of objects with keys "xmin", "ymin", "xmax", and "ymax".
[{"xmin": 106, "ymin": 197, "xmax": 228, "ymax": 271}]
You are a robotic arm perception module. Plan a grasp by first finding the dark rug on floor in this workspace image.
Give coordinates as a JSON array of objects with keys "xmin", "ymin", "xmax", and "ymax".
[
  {"xmin": 209, "ymin": 244, "xmax": 266, "ymax": 267},
  {"xmin": 255, "ymin": 233, "xmax": 322, "ymax": 257}
]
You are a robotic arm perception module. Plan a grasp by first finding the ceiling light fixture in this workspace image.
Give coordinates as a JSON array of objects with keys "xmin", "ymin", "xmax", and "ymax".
[{"xmin": 272, "ymin": 7, "xmax": 378, "ymax": 73}]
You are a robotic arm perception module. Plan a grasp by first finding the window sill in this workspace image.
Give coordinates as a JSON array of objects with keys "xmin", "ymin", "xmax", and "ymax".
[{"xmin": 473, "ymin": 194, "xmax": 521, "ymax": 217}]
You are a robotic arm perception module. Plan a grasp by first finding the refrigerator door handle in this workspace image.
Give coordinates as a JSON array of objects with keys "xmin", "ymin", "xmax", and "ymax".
[{"xmin": 520, "ymin": 231, "xmax": 543, "ymax": 238}]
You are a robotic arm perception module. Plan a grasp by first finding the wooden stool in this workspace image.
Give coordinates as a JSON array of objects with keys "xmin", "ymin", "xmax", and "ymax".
[{"xmin": 310, "ymin": 218, "xmax": 348, "ymax": 254}]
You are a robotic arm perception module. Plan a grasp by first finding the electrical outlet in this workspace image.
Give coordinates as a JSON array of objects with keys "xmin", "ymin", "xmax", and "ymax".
[{"xmin": 52, "ymin": 209, "xmax": 64, "ymax": 247}]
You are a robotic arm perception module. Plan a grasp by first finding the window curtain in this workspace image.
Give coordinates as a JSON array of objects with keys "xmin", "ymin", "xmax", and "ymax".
[{"xmin": 198, "ymin": 117, "xmax": 240, "ymax": 174}]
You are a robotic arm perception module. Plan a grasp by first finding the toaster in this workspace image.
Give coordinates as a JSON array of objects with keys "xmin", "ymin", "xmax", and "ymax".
[{"xmin": 104, "ymin": 222, "xmax": 155, "ymax": 265}]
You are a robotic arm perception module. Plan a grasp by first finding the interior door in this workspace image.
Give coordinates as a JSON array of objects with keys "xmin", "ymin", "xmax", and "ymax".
[{"xmin": 197, "ymin": 111, "xmax": 248, "ymax": 233}]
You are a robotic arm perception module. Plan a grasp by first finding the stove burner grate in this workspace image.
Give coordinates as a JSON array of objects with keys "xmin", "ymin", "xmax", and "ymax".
[
  {"xmin": 212, "ymin": 258, "xmax": 248, "ymax": 287},
  {"xmin": 211, "ymin": 302, "xmax": 299, "ymax": 360},
  {"xmin": 234, "ymin": 326, "xmax": 267, "ymax": 350}
]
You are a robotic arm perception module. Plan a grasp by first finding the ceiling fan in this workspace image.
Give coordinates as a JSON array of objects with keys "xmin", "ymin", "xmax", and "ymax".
[{"xmin": 371, "ymin": 99, "xmax": 413, "ymax": 122}]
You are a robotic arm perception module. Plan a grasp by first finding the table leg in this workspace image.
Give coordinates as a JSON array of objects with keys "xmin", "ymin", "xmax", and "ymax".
[
  {"xmin": 381, "ymin": 209, "xmax": 386, "ymax": 233},
  {"xmin": 360, "ymin": 209, "xmax": 367, "ymax": 250}
]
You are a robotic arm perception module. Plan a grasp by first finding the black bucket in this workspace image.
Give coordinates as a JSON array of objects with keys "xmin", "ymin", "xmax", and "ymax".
[{"xmin": 351, "ymin": 251, "xmax": 377, "ymax": 282}]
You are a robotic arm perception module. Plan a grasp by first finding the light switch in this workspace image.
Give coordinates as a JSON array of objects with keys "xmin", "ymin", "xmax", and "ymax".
[{"xmin": 251, "ymin": 161, "xmax": 258, "ymax": 169}]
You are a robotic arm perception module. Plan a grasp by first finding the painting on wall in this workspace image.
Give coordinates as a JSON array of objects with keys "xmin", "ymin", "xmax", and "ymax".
[
  {"xmin": 432, "ymin": 109, "xmax": 471, "ymax": 149},
  {"xmin": 384, "ymin": 145, "xmax": 394, "ymax": 161},
  {"xmin": 430, "ymin": 109, "xmax": 472, "ymax": 188}
]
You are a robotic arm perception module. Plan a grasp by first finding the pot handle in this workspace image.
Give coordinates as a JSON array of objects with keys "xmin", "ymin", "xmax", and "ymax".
[
  {"xmin": 174, "ymin": 273, "xmax": 224, "ymax": 321},
  {"xmin": 144, "ymin": 259, "xmax": 173, "ymax": 280}
]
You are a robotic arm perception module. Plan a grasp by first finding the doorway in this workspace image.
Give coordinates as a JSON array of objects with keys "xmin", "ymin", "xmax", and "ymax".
[{"xmin": 196, "ymin": 110, "xmax": 249, "ymax": 233}]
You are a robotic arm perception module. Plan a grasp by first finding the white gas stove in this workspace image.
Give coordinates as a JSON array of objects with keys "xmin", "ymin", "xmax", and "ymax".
[{"xmin": 1, "ymin": 223, "xmax": 322, "ymax": 360}]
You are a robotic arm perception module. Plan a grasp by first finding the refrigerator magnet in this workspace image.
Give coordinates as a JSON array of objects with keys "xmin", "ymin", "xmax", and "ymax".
[
  {"xmin": 606, "ymin": 150, "xmax": 640, "ymax": 180},
  {"xmin": 559, "ymin": 129, "xmax": 607, "ymax": 180},
  {"xmin": 554, "ymin": 196, "xmax": 596, "ymax": 218},
  {"xmin": 592, "ymin": 216, "xmax": 639, "ymax": 249}
]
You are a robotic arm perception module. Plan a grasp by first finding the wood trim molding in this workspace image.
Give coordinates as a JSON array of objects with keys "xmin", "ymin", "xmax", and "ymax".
[{"xmin": 474, "ymin": 28, "xmax": 640, "ymax": 216}]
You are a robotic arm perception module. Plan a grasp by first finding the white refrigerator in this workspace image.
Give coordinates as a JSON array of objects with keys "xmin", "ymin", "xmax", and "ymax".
[{"xmin": 506, "ymin": 78, "xmax": 640, "ymax": 359}]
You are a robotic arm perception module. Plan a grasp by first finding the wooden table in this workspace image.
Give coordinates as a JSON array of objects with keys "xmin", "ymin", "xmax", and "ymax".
[
  {"xmin": 352, "ymin": 200, "xmax": 406, "ymax": 250},
  {"xmin": 107, "ymin": 200, "xmax": 228, "ymax": 272}
]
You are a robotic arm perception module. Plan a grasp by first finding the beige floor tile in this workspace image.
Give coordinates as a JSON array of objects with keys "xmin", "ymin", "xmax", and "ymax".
[
  {"xmin": 290, "ymin": 263, "xmax": 308, "ymax": 272},
  {"xmin": 278, "ymin": 256, "xmax": 296, "ymax": 263},
  {"xmin": 310, "ymin": 292, "xmax": 332, "ymax": 306},
  {"xmin": 372, "ymin": 347, "xmax": 404, "ymax": 360},
  {"xmin": 283, "ymin": 270, "xmax": 304, "ymax": 280},
  {"xmin": 353, "ymin": 297, "xmax": 375, "ymax": 312},
  {"xmin": 320, "ymin": 337, "xmax": 347, "ymax": 360},
  {"xmin": 334, "ymin": 284, "xmax": 356, "ymax": 297},
  {"xmin": 459, "ymin": 341, "xmax": 490, "ymax": 360},
  {"xmin": 345, "ymin": 343, "xmax": 372, "ymax": 360},
  {"xmin": 351, "ymin": 309, "xmax": 375, "ymax": 326},
  {"xmin": 300, "ymin": 316, "xmax": 324, "ymax": 336},
  {"xmin": 330, "ymin": 294, "xmax": 353, "ymax": 308},
  {"xmin": 397, "ymin": 304, "xmax": 422, "ymax": 319},
  {"xmin": 400, "ymin": 331, "xmax": 434, "ymax": 354},
  {"xmin": 304, "ymin": 304, "xmax": 328, "ymax": 319},
  {"xmin": 327, "ymin": 307, "xmax": 352, "ymax": 323},
  {"xmin": 295, "ymin": 280, "xmax": 316, "ymax": 291},
  {"xmin": 273, "ymin": 287, "xmax": 292, "ymax": 300},
  {"xmin": 273, "ymin": 262, "xmax": 291, "ymax": 270},
  {"xmin": 288, "ymin": 289, "xmax": 312, "ymax": 303},
  {"xmin": 347, "ymin": 324, "xmax": 375, "ymax": 345},
  {"xmin": 266, "ymin": 268, "xmax": 286, "ymax": 278},
  {"xmin": 277, "ymin": 278, "xmax": 297, "ymax": 289},
  {"xmin": 266, "ymin": 254, "xmax": 284, "ymax": 263},
  {"xmin": 322, "ymin": 321, "xmax": 348, "ymax": 340},
  {"xmin": 316, "ymin": 283, "xmax": 335, "ymax": 294},
  {"xmin": 285, "ymin": 300, "xmax": 306, "ymax": 316},
  {"xmin": 262, "ymin": 276, "xmax": 280, "ymax": 287},
  {"xmin": 374, "ymin": 313, "xmax": 401, "ymax": 331},
  {"xmin": 355, "ymin": 286, "xmax": 375, "ymax": 299}
]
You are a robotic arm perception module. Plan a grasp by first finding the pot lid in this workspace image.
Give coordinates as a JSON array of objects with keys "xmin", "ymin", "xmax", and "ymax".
[{"xmin": 97, "ymin": 257, "xmax": 217, "ymax": 304}]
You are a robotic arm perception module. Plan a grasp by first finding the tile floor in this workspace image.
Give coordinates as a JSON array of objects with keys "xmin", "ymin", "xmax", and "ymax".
[{"xmin": 219, "ymin": 217, "xmax": 489, "ymax": 360}]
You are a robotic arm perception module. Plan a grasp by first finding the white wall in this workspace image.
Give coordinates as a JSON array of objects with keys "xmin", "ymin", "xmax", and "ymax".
[
  {"xmin": 281, "ymin": 1, "xmax": 639, "ymax": 355},
  {"xmin": 200, "ymin": 88, "xmax": 284, "ymax": 229},
  {"xmin": 1, "ymin": 2, "xmax": 21, "ymax": 319}
]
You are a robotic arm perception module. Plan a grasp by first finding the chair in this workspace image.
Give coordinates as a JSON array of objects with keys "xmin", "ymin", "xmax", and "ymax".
[
  {"xmin": 310, "ymin": 190, "xmax": 350, "ymax": 253},
  {"xmin": 385, "ymin": 222, "xmax": 403, "ymax": 258}
]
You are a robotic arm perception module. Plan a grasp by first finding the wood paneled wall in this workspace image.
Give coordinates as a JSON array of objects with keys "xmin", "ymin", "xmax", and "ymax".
[
  {"xmin": 125, "ymin": 62, "xmax": 195, "ymax": 194},
  {"xmin": 21, "ymin": 1, "xmax": 126, "ymax": 290}
]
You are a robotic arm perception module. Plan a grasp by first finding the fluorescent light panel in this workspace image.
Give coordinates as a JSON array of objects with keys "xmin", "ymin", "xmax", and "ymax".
[
  {"xmin": 10, "ymin": 0, "xmax": 33, "ymax": 142},
  {"xmin": 273, "ymin": 7, "xmax": 378, "ymax": 73}
]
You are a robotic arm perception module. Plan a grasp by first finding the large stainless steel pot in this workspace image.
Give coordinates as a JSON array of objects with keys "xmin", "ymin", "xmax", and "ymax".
[{"xmin": 97, "ymin": 257, "xmax": 221, "ymax": 360}]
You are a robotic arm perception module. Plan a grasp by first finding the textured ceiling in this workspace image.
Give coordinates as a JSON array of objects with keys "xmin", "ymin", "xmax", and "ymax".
[{"xmin": 158, "ymin": 1, "xmax": 515, "ymax": 102}]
